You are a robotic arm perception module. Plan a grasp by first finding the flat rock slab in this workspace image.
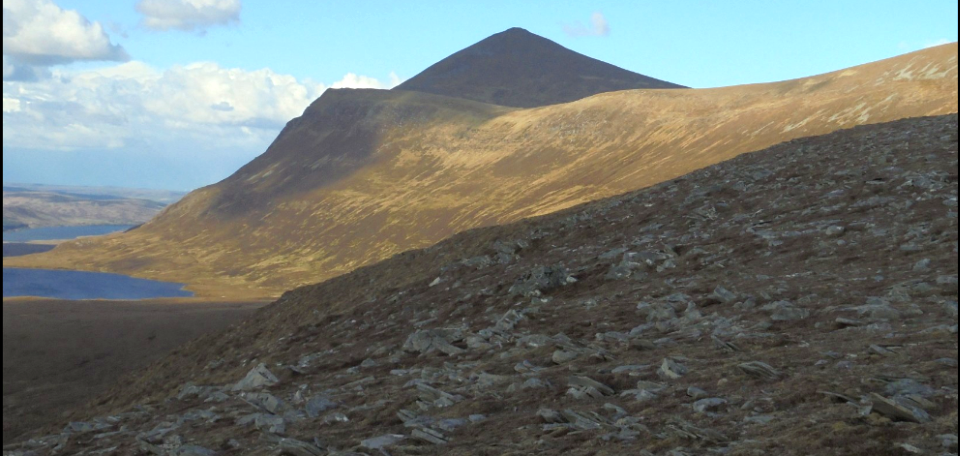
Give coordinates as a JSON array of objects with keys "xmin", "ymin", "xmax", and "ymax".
[
  {"xmin": 361, "ymin": 434, "xmax": 406, "ymax": 450},
  {"xmin": 232, "ymin": 364, "xmax": 280, "ymax": 392},
  {"xmin": 869, "ymin": 394, "xmax": 931, "ymax": 423}
]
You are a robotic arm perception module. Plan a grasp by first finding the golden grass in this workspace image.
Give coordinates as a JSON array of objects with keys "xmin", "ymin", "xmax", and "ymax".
[{"xmin": 7, "ymin": 43, "xmax": 958, "ymax": 298}]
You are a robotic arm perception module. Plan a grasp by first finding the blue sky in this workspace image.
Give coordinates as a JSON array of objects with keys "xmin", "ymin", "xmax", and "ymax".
[{"xmin": 4, "ymin": 0, "xmax": 958, "ymax": 191}]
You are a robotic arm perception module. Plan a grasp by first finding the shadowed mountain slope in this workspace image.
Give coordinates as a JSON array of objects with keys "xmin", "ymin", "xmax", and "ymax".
[
  {"xmin": 7, "ymin": 43, "xmax": 958, "ymax": 297},
  {"xmin": 394, "ymin": 28, "xmax": 685, "ymax": 107},
  {"xmin": 14, "ymin": 115, "xmax": 958, "ymax": 455}
]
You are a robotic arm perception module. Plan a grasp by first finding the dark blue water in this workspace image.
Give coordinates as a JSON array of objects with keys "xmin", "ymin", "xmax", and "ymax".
[
  {"xmin": 3, "ymin": 268, "xmax": 193, "ymax": 300},
  {"xmin": 2, "ymin": 225, "xmax": 134, "ymax": 243}
]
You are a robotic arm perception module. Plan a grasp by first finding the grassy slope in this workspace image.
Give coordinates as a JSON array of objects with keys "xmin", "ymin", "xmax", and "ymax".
[
  {"xmin": 40, "ymin": 115, "xmax": 959, "ymax": 455},
  {"xmin": 7, "ymin": 44, "xmax": 958, "ymax": 298}
]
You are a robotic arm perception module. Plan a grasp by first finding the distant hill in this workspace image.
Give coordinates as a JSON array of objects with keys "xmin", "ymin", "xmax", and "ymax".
[
  {"xmin": 2, "ymin": 185, "xmax": 183, "ymax": 230},
  {"xmin": 394, "ymin": 27, "xmax": 685, "ymax": 107},
  {"xmin": 9, "ymin": 39, "xmax": 957, "ymax": 297},
  {"xmin": 3, "ymin": 184, "xmax": 186, "ymax": 204}
]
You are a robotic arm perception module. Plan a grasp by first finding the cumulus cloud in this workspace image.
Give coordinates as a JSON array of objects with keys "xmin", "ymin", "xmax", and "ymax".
[
  {"xmin": 3, "ymin": 61, "xmax": 400, "ymax": 188},
  {"xmin": 2, "ymin": 0, "xmax": 128, "ymax": 66},
  {"xmin": 331, "ymin": 72, "xmax": 403, "ymax": 90},
  {"xmin": 563, "ymin": 12, "xmax": 611, "ymax": 38},
  {"xmin": 136, "ymin": 0, "xmax": 242, "ymax": 32},
  {"xmin": 2, "ymin": 61, "xmax": 400, "ymax": 152},
  {"xmin": 3, "ymin": 97, "xmax": 22, "ymax": 113}
]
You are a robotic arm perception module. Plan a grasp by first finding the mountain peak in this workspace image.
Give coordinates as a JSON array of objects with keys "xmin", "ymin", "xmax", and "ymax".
[
  {"xmin": 492, "ymin": 27, "xmax": 543, "ymax": 40},
  {"xmin": 500, "ymin": 27, "xmax": 533, "ymax": 35},
  {"xmin": 394, "ymin": 28, "xmax": 685, "ymax": 108}
]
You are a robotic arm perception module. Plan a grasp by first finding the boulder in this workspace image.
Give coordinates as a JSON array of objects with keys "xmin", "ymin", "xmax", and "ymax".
[
  {"xmin": 177, "ymin": 446, "xmax": 217, "ymax": 456},
  {"xmin": 360, "ymin": 435, "xmax": 405, "ymax": 450},
  {"xmin": 869, "ymin": 394, "xmax": 930, "ymax": 423},
  {"xmin": 411, "ymin": 428, "xmax": 448, "ymax": 445},
  {"xmin": 232, "ymin": 364, "xmax": 280, "ymax": 392},
  {"xmin": 402, "ymin": 329, "xmax": 466, "ymax": 356},
  {"xmin": 738, "ymin": 362, "xmax": 781, "ymax": 381},
  {"xmin": 762, "ymin": 301, "xmax": 810, "ymax": 322},
  {"xmin": 237, "ymin": 413, "xmax": 286, "ymax": 435},
  {"xmin": 495, "ymin": 310, "xmax": 525, "ymax": 332},
  {"xmin": 687, "ymin": 387, "xmax": 709, "ymax": 399},
  {"xmin": 693, "ymin": 398, "xmax": 728, "ymax": 414},
  {"xmin": 713, "ymin": 286, "xmax": 738, "ymax": 304},
  {"xmin": 568, "ymin": 377, "xmax": 615, "ymax": 396},
  {"xmin": 509, "ymin": 265, "xmax": 575, "ymax": 297},
  {"xmin": 659, "ymin": 358, "xmax": 688, "ymax": 380},
  {"xmin": 824, "ymin": 226, "xmax": 846, "ymax": 237},
  {"xmin": 305, "ymin": 397, "xmax": 339, "ymax": 418},
  {"xmin": 537, "ymin": 409, "xmax": 564, "ymax": 424},
  {"xmin": 638, "ymin": 302, "xmax": 678, "ymax": 323},
  {"xmin": 856, "ymin": 300, "xmax": 902, "ymax": 321},
  {"xmin": 242, "ymin": 392, "xmax": 288, "ymax": 415},
  {"xmin": 552, "ymin": 350, "xmax": 580, "ymax": 365}
]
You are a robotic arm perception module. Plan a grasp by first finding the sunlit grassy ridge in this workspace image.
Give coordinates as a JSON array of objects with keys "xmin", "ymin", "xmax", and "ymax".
[{"xmin": 7, "ymin": 43, "xmax": 957, "ymax": 297}]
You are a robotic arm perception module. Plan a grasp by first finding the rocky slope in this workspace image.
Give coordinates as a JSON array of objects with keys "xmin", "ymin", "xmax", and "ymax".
[
  {"xmin": 394, "ymin": 27, "xmax": 685, "ymax": 107},
  {"xmin": 7, "ymin": 115, "xmax": 957, "ymax": 455},
  {"xmin": 10, "ymin": 42, "xmax": 956, "ymax": 297}
]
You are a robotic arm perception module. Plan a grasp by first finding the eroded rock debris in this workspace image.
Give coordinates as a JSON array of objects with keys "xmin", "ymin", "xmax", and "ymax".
[{"xmin": 5, "ymin": 115, "xmax": 958, "ymax": 455}]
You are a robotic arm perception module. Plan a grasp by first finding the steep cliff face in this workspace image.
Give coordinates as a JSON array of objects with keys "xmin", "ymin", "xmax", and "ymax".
[
  {"xmin": 8, "ymin": 43, "xmax": 957, "ymax": 297},
  {"xmin": 394, "ymin": 27, "xmax": 685, "ymax": 107}
]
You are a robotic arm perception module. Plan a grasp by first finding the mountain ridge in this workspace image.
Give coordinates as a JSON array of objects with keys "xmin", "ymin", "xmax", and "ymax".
[
  {"xmin": 394, "ymin": 27, "xmax": 686, "ymax": 107},
  {"xmin": 6, "ymin": 42, "xmax": 957, "ymax": 297}
]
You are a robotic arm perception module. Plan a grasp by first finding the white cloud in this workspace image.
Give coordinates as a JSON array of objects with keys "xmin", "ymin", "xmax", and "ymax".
[
  {"xmin": 2, "ymin": 61, "xmax": 400, "ymax": 152},
  {"xmin": 331, "ymin": 72, "xmax": 403, "ymax": 90},
  {"xmin": 3, "ymin": 97, "xmax": 22, "ymax": 113},
  {"xmin": 563, "ymin": 12, "xmax": 611, "ymax": 38},
  {"xmin": 139, "ymin": 62, "xmax": 326, "ymax": 128},
  {"xmin": 136, "ymin": 0, "xmax": 242, "ymax": 32},
  {"xmin": 925, "ymin": 38, "xmax": 952, "ymax": 48},
  {"xmin": 2, "ymin": 0, "xmax": 128, "ymax": 66}
]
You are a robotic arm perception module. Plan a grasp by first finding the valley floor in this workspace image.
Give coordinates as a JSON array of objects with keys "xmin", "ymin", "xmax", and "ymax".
[{"xmin": 1, "ymin": 298, "xmax": 268, "ymax": 444}]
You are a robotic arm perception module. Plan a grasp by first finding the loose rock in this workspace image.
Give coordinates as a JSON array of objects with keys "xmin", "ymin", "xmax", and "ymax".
[
  {"xmin": 738, "ymin": 362, "xmax": 781, "ymax": 381},
  {"xmin": 693, "ymin": 398, "xmax": 728, "ymax": 414},
  {"xmin": 659, "ymin": 358, "xmax": 689, "ymax": 380},
  {"xmin": 869, "ymin": 393, "xmax": 931, "ymax": 423},
  {"xmin": 232, "ymin": 364, "xmax": 280, "ymax": 392}
]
